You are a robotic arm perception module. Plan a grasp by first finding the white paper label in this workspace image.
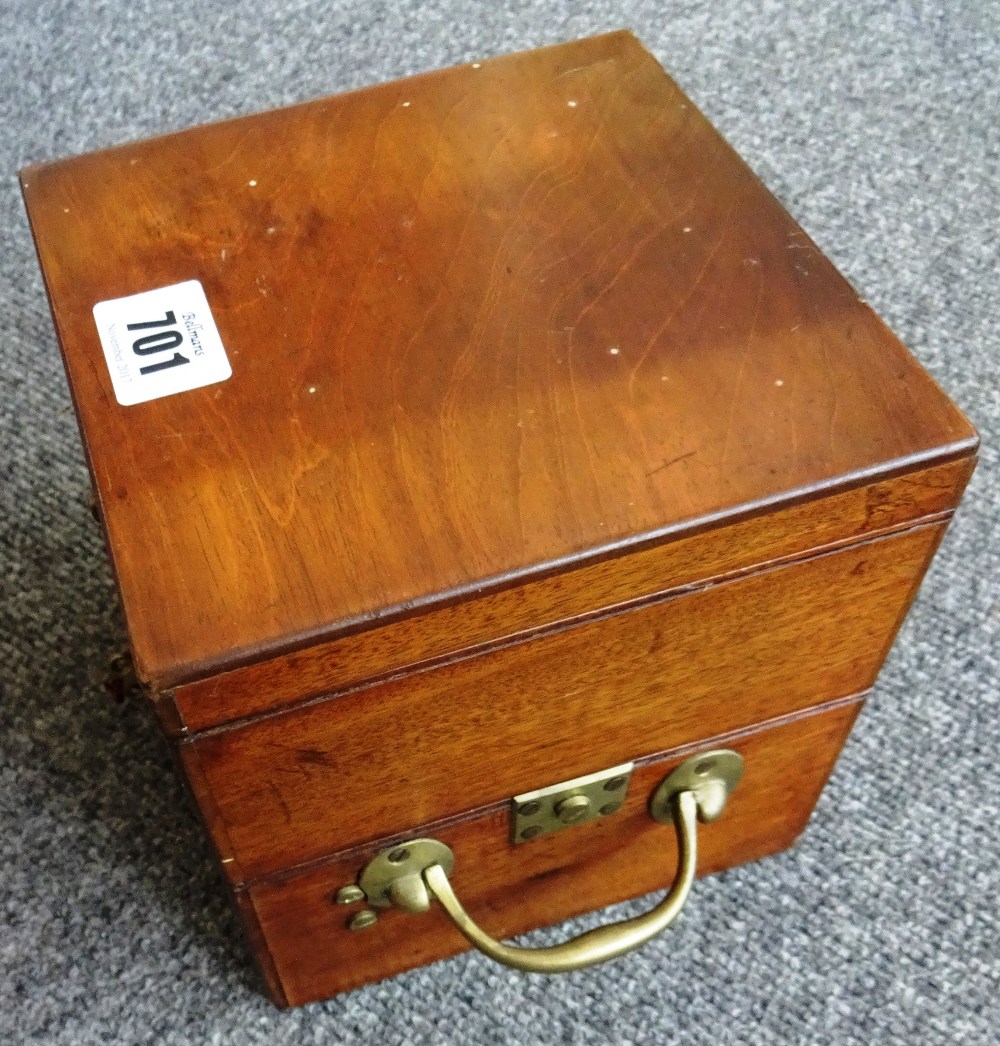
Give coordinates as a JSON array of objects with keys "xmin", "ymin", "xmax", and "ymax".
[{"xmin": 92, "ymin": 280, "xmax": 231, "ymax": 406}]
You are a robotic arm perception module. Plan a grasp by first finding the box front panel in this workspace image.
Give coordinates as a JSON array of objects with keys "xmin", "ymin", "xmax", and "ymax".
[
  {"xmin": 244, "ymin": 698, "xmax": 862, "ymax": 1006},
  {"xmin": 170, "ymin": 456, "xmax": 973, "ymax": 732},
  {"xmin": 182, "ymin": 521, "xmax": 945, "ymax": 882}
]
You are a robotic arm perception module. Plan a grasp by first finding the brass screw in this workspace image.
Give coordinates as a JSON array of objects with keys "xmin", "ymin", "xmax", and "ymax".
[
  {"xmin": 694, "ymin": 759, "xmax": 715, "ymax": 776},
  {"xmin": 335, "ymin": 885, "xmax": 365, "ymax": 905},
  {"xmin": 518, "ymin": 800, "xmax": 542, "ymax": 817},
  {"xmin": 521, "ymin": 825, "xmax": 544, "ymax": 840},
  {"xmin": 348, "ymin": 910, "xmax": 378, "ymax": 932},
  {"xmin": 599, "ymin": 801, "xmax": 622, "ymax": 816},
  {"xmin": 603, "ymin": 776, "xmax": 628, "ymax": 792},
  {"xmin": 554, "ymin": 795, "xmax": 592, "ymax": 825},
  {"xmin": 387, "ymin": 847, "xmax": 411, "ymax": 864}
]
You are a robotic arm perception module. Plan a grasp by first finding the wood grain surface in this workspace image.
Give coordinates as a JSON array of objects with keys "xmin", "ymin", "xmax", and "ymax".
[
  {"xmin": 245, "ymin": 697, "xmax": 863, "ymax": 1006},
  {"xmin": 21, "ymin": 30, "xmax": 976, "ymax": 688},
  {"xmin": 169, "ymin": 456, "xmax": 973, "ymax": 732},
  {"xmin": 182, "ymin": 521, "xmax": 945, "ymax": 883}
]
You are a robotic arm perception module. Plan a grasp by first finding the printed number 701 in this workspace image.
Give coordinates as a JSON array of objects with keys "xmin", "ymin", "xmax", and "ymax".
[{"xmin": 127, "ymin": 311, "xmax": 190, "ymax": 375}]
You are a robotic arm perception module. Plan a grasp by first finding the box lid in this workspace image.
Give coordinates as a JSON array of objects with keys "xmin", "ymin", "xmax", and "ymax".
[{"xmin": 21, "ymin": 30, "xmax": 976, "ymax": 688}]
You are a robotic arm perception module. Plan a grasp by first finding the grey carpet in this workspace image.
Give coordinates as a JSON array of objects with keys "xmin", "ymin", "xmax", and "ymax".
[{"xmin": 2, "ymin": 1, "xmax": 997, "ymax": 1043}]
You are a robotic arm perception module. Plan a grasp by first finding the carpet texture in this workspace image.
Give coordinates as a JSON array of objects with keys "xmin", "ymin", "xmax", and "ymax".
[{"xmin": 2, "ymin": 2, "xmax": 997, "ymax": 1043}]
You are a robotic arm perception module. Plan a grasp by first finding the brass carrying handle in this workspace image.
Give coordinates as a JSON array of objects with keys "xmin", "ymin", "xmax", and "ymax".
[
  {"xmin": 426, "ymin": 788, "xmax": 698, "ymax": 973},
  {"xmin": 358, "ymin": 750, "xmax": 743, "ymax": 975}
]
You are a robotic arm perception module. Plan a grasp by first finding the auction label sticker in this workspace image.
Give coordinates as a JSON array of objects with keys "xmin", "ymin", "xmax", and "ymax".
[{"xmin": 92, "ymin": 280, "xmax": 231, "ymax": 406}]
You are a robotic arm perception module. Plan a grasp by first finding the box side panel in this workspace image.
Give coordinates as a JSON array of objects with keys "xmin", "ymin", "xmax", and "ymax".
[
  {"xmin": 231, "ymin": 891, "xmax": 289, "ymax": 1008},
  {"xmin": 244, "ymin": 698, "xmax": 862, "ymax": 1006},
  {"xmin": 171, "ymin": 455, "xmax": 974, "ymax": 732},
  {"xmin": 182, "ymin": 521, "xmax": 945, "ymax": 881}
]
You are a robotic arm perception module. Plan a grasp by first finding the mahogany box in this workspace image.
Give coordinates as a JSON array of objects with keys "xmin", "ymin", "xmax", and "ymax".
[{"xmin": 20, "ymin": 31, "xmax": 977, "ymax": 1006}]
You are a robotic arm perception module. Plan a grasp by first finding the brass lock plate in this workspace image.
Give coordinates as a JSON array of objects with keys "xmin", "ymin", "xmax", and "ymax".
[{"xmin": 510, "ymin": 762, "xmax": 634, "ymax": 844}]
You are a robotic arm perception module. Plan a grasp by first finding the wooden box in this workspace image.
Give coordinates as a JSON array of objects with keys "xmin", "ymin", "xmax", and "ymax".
[{"xmin": 21, "ymin": 31, "xmax": 976, "ymax": 1006}]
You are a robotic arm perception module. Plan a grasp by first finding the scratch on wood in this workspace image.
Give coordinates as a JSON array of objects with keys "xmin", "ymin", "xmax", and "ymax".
[
  {"xmin": 266, "ymin": 781, "xmax": 292, "ymax": 825},
  {"xmin": 295, "ymin": 747, "xmax": 336, "ymax": 768},
  {"xmin": 647, "ymin": 449, "xmax": 697, "ymax": 477}
]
